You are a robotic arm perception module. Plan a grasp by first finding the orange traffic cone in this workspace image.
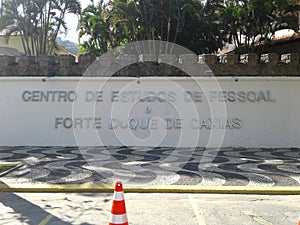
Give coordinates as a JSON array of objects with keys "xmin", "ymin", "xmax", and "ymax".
[
  {"xmin": 109, "ymin": 181, "xmax": 128, "ymax": 225},
  {"xmin": 298, "ymin": 213, "xmax": 300, "ymax": 225}
]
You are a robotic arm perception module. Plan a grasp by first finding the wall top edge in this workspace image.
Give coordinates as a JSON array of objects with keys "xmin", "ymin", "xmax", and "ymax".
[
  {"xmin": 1, "ymin": 76, "xmax": 300, "ymax": 82},
  {"xmin": 0, "ymin": 52, "xmax": 299, "ymax": 64},
  {"xmin": 0, "ymin": 53, "xmax": 299, "ymax": 76}
]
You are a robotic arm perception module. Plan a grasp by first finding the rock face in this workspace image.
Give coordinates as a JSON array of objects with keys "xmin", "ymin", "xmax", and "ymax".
[{"xmin": 0, "ymin": 53, "xmax": 299, "ymax": 76}]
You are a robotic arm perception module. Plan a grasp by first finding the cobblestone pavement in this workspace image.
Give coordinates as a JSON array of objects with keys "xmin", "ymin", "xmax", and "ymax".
[{"xmin": 0, "ymin": 147, "xmax": 300, "ymax": 186}]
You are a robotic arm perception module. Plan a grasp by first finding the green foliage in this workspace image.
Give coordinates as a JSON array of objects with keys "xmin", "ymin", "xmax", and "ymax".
[
  {"xmin": 79, "ymin": 0, "xmax": 228, "ymax": 55},
  {"xmin": 78, "ymin": 0, "xmax": 115, "ymax": 56},
  {"xmin": 77, "ymin": 0, "xmax": 300, "ymax": 56},
  {"xmin": 222, "ymin": 0, "xmax": 300, "ymax": 54},
  {"xmin": 0, "ymin": 0, "xmax": 81, "ymax": 56},
  {"xmin": 0, "ymin": 164, "xmax": 16, "ymax": 174},
  {"xmin": 176, "ymin": 0, "xmax": 226, "ymax": 54}
]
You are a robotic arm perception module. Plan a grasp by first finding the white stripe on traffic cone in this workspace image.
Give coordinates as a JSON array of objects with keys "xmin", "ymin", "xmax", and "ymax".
[{"xmin": 109, "ymin": 181, "xmax": 128, "ymax": 225}]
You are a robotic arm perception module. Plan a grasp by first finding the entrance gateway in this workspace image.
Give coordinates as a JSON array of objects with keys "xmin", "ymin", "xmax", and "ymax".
[{"xmin": 0, "ymin": 41, "xmax": 299, "ymax": 148}]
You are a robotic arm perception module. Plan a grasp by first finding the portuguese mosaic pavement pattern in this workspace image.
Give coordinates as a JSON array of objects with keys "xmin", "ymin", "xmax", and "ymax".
[{"xmin": 0, "ymin": 147, "xmax": 299, "ymax": 186}]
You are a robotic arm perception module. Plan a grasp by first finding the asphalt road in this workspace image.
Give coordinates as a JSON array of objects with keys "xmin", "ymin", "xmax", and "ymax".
[{"xmin": 0, "ymin": 192, "xmax": 299, "ymax": 225}]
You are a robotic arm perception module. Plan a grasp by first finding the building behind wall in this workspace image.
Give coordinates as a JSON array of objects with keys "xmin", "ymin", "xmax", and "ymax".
[{"xmin": 0, "ymin": 34, "xmax": 75, "ymax": 56}]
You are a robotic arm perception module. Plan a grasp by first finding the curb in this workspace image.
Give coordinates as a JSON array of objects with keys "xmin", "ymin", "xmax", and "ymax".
[{"xmin": 0, "ymin": 184, "xmax": 300, "ymax": 195}]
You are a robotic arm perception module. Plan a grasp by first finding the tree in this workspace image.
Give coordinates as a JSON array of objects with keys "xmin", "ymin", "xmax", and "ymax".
[
  {"xmin": 222, "ymin": 0, "xmax": 300, "ymax": 54},
  {"xmin": 78, "ymin": 1, "xmax": 112, "ymax": 55},
  {"xmin": 0, "ymin": 0, "xmax": 81, "ymax": 56},
  {"xmin": 78, "ymin": 0, "xmax": 300, "ymax": 56},
  {"xmin": 107, "ymin": 0, "xmax": 186, "ymax": 45},
  {"xmin": 176, "ymin": 0, "xmax": 226, "ymax": 54},
  {"xmin": 79, "ymin": 0, "xmax": 226, "ymax": 55}
]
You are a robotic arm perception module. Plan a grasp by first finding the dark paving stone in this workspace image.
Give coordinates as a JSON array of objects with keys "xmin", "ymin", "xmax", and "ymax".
[{"xmin": 0, "ymin": 147, "xmax": 299, "ymax": 186}]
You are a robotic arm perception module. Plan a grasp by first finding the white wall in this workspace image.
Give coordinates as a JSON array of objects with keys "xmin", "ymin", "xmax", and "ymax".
[{"xmin": 0, "ymin": 76, "xmax": 298, "ymax": 148}]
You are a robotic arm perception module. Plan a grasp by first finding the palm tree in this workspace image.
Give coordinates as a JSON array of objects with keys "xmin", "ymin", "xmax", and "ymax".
[
  {"xmin": 46, "ymin": 0, "xmax": 81, "ymax": 55},
  {"xmin": 78, "ymin": 0, "xmax": 113, "ymax": 56},
  {"xmin": 222, "ymin": 0, "xmax": 300, "ymax": 54},
  {"xmin": 0, "ymin": 0, "xmax": 81, "ymax": 56},
  {"xmin": 0, "ymin": 0, "xmax": 4, "ymax": 18},
  {"xmin": 297, "ymin": 0, "xmax": 300, "ymax": 32}
]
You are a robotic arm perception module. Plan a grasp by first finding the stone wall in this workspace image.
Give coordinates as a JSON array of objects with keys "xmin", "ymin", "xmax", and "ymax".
[{"xmin": 0, "ymin": 53, "xmax": 299, "ymax": 76}]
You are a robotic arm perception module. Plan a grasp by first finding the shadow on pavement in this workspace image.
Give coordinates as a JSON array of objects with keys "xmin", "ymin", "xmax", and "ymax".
[{"xmin": 0, "ymin": 182, "xmax": 71, "ymax": 225}]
